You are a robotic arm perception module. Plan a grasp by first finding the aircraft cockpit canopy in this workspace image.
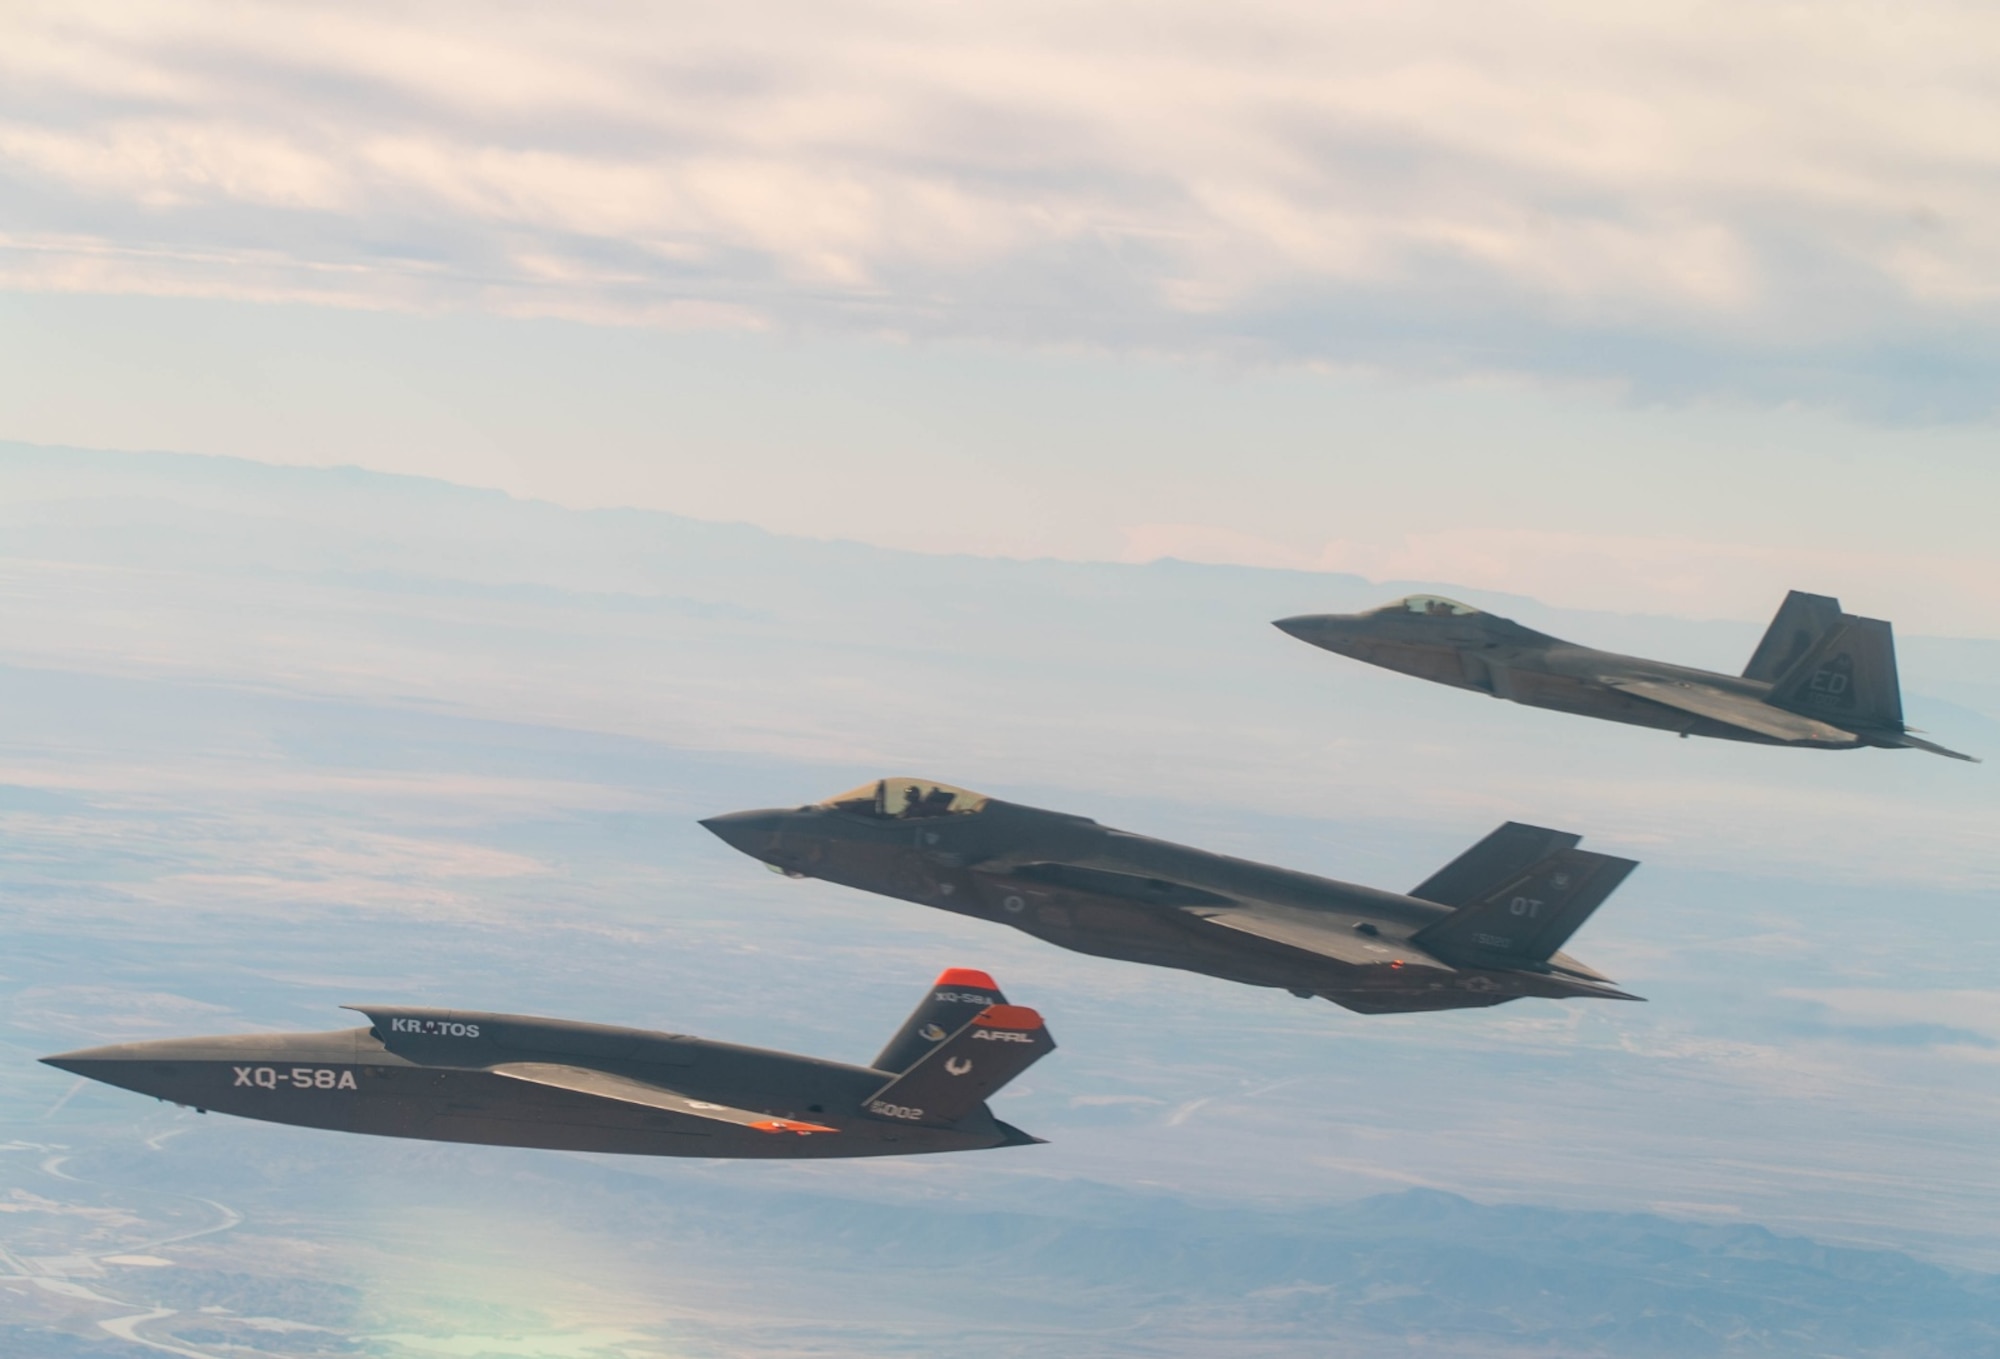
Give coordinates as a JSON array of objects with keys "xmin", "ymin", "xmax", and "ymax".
[
  {"xmin": 819, "ymin": 778, "xmax": 990, "ymax": 820},
  {"xmin": 1387, "ymin": 594, "xmax": 1481, "ymax": 618}
]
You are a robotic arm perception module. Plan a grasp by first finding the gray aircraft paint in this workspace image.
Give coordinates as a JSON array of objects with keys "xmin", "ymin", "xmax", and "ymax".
[
  {"xmin": 704, "ymin": 781, "xmax": 1641, "ymax": 1015},
  {"xmin": 1274, "ymin": 589, "xmax": 1976, "ymax": 761},
  {"xmin": 42, "ymin": 972, "xmax": 1052, "ymax": 1159}
]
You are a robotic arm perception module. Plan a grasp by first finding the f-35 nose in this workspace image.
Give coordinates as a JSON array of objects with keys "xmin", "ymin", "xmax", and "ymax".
[{"xmin": 699, "ymin": 809, "xmax": 795, "ymax": 856}]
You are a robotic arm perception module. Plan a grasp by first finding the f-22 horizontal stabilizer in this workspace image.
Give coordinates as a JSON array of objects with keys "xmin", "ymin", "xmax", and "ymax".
[
  {"xmin": 863, "ymin": 1004, "xmax": 1053, "ymax": 1128},
  {"xmin": 1412, "ymin": 848, "xmax": 1637, "ymax": 966}
]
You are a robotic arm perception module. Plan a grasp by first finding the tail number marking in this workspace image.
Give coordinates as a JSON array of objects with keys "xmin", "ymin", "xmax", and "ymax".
[
  {"xmin": 233, "ymin": 1066, "xmax": 358, "ymax": 1091},
  {"xmin": 869, "ymin": 1100, "xmax": 925, "ymax": 1121},
  {"xmin": 1508, "ymin": 896, "xmax": 1544, "ymax": 919},
  {"xmin": 1803, "ymin": 654, "xmax": 1856, "ymax": 708}
]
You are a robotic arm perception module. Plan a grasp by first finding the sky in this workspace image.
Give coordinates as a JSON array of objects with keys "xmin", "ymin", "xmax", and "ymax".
[
  {"xmin": 3, "ymin": 13, "xmax": 2000, "ymax": 1350},
  {"xmin": 6, "ymin": 3, "xmax": 2000, "ymax": 633},
  {"xmin": 3, "ymin": 456, "xmax": 1998, "ymax": 1276}
]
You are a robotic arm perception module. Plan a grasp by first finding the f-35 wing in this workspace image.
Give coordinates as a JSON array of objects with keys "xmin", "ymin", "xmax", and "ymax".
[
  {"xmin": 988, "ymin": 858, "xmax": 1399, "ymax": 965},
  {"xmin": 1182, "ymin": 902, "xmax": 1456, "ymax": 974},
  {"xmin": 490, "ymin": 1062, "xmax": 837, "ymax": 1134},
  {"xmin": 1012, "ymin": 862, "xmax": 1456, "ymax": 972},
  {"xmin": 1603, "ymin": 677, "xmax": 1854, "ymax": 743},
  {"xmin": 1007, "ymin": 861, "xmax": 1232, "ymax": 907}
]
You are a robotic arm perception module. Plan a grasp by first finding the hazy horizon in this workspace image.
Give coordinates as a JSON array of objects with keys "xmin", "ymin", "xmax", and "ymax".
[{"xmin": 5, "ymin": 7, "xmax": 1997, "ymax": 1350}]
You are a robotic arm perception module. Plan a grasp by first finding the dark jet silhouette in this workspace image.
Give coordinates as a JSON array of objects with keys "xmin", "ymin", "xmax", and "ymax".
[
  {"xmin": 704, "ymin": 780, "xmax": 1641, "ymax": 1015},
  {"xmin": 1275, "ymin": 590, "xmax": 1974, "ymax": 761},
  {"xmin": 42, "ymin": 969, "xmax": 1052, "ymax": 1159}
]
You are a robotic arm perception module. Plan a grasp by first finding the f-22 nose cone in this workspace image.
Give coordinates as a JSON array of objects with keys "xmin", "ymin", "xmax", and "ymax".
[{"xmin": 1273, "ymin": 614, "xmax": 1361, "ymax": 650}]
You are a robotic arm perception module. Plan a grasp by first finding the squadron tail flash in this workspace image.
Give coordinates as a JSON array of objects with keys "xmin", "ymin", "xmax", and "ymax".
[{"xmin": 1768, "ymin": 614, "xmax": 1903, "ymax": 731}]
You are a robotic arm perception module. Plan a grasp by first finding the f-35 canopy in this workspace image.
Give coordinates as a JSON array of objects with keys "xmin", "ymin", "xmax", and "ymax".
[{"xmin": 819, "ymin": 777, "xmax": 991, "ymax": 820}]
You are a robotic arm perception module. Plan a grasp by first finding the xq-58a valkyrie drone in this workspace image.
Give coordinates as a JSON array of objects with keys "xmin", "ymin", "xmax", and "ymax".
[{"xmin": 45, "ymin": 969, "xmax": 1053, "ymax": 1159}]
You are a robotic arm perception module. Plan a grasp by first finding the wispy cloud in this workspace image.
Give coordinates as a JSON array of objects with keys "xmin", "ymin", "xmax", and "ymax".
[
  {"xmin": 1781, "ymin": 988, "xmax": 2000, "ymax": 1045},
  {"xmin": 8, "ymin": 2, "xmax": 2000, "ymax": 409},
  {"xmin": 1120, "ymin": 524, "xmax": 2000, "ymax": 627}
]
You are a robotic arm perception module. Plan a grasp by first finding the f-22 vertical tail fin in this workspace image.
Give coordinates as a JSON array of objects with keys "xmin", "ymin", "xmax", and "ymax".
[
  {"xmin": 1767, "ymin": 614, "xmax": 1903, "ymax": 730},
  {"xmin": 863, "ymin": 1004, "xmax": 1054, "ymax": 1128},
  {"xmin": 1764, "ymin": 614, "xmax": 1978, "ymax": 759},
  {"xmin": 1742, "ymin": 590, "xmax": 1844, "ymax": 682}
]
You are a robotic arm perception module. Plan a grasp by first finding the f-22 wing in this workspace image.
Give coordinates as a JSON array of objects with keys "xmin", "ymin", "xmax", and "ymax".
[
  {"xmin": 1181, "ymin": 900, "xmax": 1453, "ymax": 973},
  {"xmin": 1602, "ymin": 676, "xmax": 1853, "ymax": 744}
]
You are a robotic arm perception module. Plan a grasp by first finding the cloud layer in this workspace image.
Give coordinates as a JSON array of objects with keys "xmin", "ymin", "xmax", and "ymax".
[{"xmin": 8, "ymin": 1, "xmax": 2000, "ymax": 408}]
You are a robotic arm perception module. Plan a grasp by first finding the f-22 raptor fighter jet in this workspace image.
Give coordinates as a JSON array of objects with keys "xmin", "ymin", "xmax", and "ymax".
[
  {"xmin": 705, "ymin": 781, "xmax": 1641, "ymax": 1015},
  {"xmin": 42, "ymin": 970, "xmax": 1053, "ymax": 1159},
  {"xmin": 1276, "ymin": 590, "xmax": 1975, "ymax": 760}
]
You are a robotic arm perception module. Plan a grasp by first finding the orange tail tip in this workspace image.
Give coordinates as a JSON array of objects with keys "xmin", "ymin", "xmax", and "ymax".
[
  {"xmin": 935, "ymin": 967, "xmax": 1000, "ymax": 990},
  {"xmin": 973, "ymin": 1004, "xmax": 1044, "ymax": 1031},
  {"xmin": 750, "ymin": 1118, "xmax": 839, "ymax": 1135}
]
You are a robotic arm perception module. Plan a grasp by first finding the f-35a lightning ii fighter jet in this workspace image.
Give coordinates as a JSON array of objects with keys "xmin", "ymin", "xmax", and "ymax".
[
  {"xmin": 42, "ymin": 969, "xmax": 1053, "ymax": 1159},
  {"xmin": 704, "ymin": 780, "xmax": 1640, "ymax": 1015},
  {"xmin": 1275, "ymin": 590, "xmax": 1975, "ymax": 760}
]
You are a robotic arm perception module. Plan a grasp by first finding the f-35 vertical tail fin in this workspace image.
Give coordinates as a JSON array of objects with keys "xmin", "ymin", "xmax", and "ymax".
[
  {"xmin": 1412, "ymin": 849, "xmax": 1638, "ymax": 965},
  {"xmin": 1743, "ymin": 590, "xmax": 1844, "ymax": 681},
  {"xmin": 1767, "ymin": 615, "xmax": 1903, "ymax": 731},
  {"xmin": 863, "ymin": 1005, "xmax": 1054, "ymax": 1128},
  {"xmin": 870, "ymin": 968, "xmax": 1008, "ymax": 1073},
  {"xmin": 1409, "ymin": 822, "xmax": 1582, "ymax": 907}
]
